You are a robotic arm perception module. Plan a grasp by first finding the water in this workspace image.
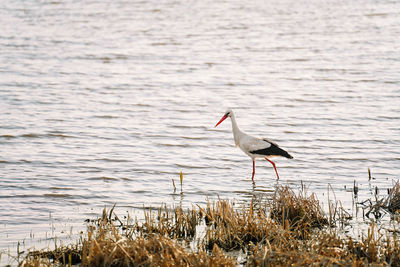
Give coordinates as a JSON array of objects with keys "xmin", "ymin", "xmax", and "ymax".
[{"xmin": 1, "ymin": 0, "xmax": 399, "ymax": 264}]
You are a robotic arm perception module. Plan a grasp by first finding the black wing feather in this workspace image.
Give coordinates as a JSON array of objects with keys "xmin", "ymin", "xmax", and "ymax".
[{"xmin": 250, "ymin": 139, "xmax": 293, "ymax": 159}]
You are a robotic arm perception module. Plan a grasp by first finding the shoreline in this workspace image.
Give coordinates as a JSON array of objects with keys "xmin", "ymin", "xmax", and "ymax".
[{"xmin": 7, "ymin": 182, "xmax": 400, "ymax": 266}]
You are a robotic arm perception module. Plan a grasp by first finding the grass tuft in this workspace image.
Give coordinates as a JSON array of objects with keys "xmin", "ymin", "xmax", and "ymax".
[
  {"xmin": 387, "ymin": 181, "xmax": 400, "ymax": 214},
  {"xmin": 270, "ymin": 186, "xmax": 329, "ymax": 233},
  {"xmin": 134, "ymin": 205, "xmax": 200, "ymax": 240}
]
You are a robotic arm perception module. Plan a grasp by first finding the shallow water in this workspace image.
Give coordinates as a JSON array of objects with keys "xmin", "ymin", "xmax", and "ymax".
[{"xmin": 1, "ymin": 0, "xmax": 400, "ymax": 264}]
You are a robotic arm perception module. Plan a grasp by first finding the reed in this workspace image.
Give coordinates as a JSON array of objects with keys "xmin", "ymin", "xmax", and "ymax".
[
  {"xmin": 386, "ymin": 181, "xmax": 400, "ymax": 214},
  {"xmin": 202, "ymin": 197, "xmax": 297, "ymax": 252},
  {"xmin": 21, "ymin": 184, "xmax": 400, "ymax": 266},
  {"xmin": 134, "ymin": 205, "xmax": 200, "ymax": 240},
  {"xmin": 23, "ymin": 206, "xmax": 236, "ymax": 267},
  {"xmin": 359, "ymin": 180, "xmax": 400, "ymax": 219},
  {"xmin": 81, "ymin": 231, "xmax": 236, "ymax": 266},
  {"xmin": 24, "ymin": 245, "xmax": 81, "ymax": 266},
  {"xmin": 270, "ymin": 185, "xmax": 329, "ymax": 233}
]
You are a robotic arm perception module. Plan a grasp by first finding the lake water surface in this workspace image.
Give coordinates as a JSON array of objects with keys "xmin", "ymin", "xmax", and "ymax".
[{"xmin": 1, "ymin": 0, "xmax": 399, "ymax": 264}]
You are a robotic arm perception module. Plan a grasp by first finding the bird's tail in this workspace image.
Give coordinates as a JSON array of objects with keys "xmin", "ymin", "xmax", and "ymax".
[
  {"xmin": 285, "ymin": 151, "xmax": 294, "ymax": 159},
  {"xmin": 273, "ymin": 144, "xmax": 293, "ymax": 159}
]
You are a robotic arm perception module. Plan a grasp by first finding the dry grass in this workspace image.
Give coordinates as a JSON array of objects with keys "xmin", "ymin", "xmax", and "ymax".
[
  {"xmin": 21, "ymin": 184, "xmax": 400, "ymax": 266},
  {"xmin": 134, "ymin": 205, "xmax": 201, "ymax": 240},
  {"xmin": 387, "ymin": 181, "xmax": 400, "ymax": 214},
  {"xmin": 246, "ymin": 222, "xmax": 400, "ymax": 266},
  {"xmin": 202, "ymin": 198, "xmax": 289, "ymax": 251},
  {"xmin": 22, "ymin": 207, "xmax": 236, "ymax": 267},
  {"xmin": 246, "ymin": 232, "xmax": 353, "ymax": 267},
  {"xmin": 81, "ymin": 233, "xmax": 236, "ymax": 267},
  {"xmin": 359, "ymin": 180, "xmax": 400, "ymax": 220},
  {"xmin": 23, "ymin": 246, "xmax": 81, "ymax": 267},
  {"xmin": 270, "ymin": 185, "xmax": 329, "ymax": 230},
  {"xmin": 82, "ymin": 206, "xmax": 236, "ymax": 266}
]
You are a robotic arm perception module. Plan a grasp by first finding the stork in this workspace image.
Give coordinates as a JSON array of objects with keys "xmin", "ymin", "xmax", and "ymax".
[{"xmin": 214, "ymin": 109, "xmax": 293, "ymax": 182}]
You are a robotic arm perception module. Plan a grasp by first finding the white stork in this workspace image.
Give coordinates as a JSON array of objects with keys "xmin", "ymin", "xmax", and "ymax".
[{"xmin": 214, "ymin": 109, "xmax": 293, "ymax": 182}]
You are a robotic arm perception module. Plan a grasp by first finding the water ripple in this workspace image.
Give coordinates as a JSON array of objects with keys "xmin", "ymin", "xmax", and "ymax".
[{"xmin": 1, "ymin": 0, "xmax": 400, "ymax": 262}]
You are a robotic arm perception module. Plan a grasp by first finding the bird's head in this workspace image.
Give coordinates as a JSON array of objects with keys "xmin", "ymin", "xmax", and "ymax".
[{"xmin": 214, "ymin": 109, "xmax": 233, "ymax": 127}]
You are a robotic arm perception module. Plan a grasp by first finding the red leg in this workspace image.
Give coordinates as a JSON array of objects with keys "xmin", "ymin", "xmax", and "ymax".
[
  {"xmin": 251, "ymin": 160, "xmax": 255, "ymax": 182},
  {"xmin": 265, "ymin": 157, "xmax": 280, "ymax": 180}
]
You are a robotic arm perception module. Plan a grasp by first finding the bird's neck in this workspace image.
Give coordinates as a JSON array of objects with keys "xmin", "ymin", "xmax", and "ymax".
[{"xmin": 230, "ymin": 114, "xmax": 243, "ymax": 146}]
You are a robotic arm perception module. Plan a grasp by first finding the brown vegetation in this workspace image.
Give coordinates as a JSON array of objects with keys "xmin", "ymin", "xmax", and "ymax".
[{"xmin": 20, "ymin": 184, "xmax": 400, "ymax": 266}]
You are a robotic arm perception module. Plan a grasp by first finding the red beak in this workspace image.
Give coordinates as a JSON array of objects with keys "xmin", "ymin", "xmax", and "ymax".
[{"xmin": 214, "ymin": 115, "xmax": 228, "ymax": 127}]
